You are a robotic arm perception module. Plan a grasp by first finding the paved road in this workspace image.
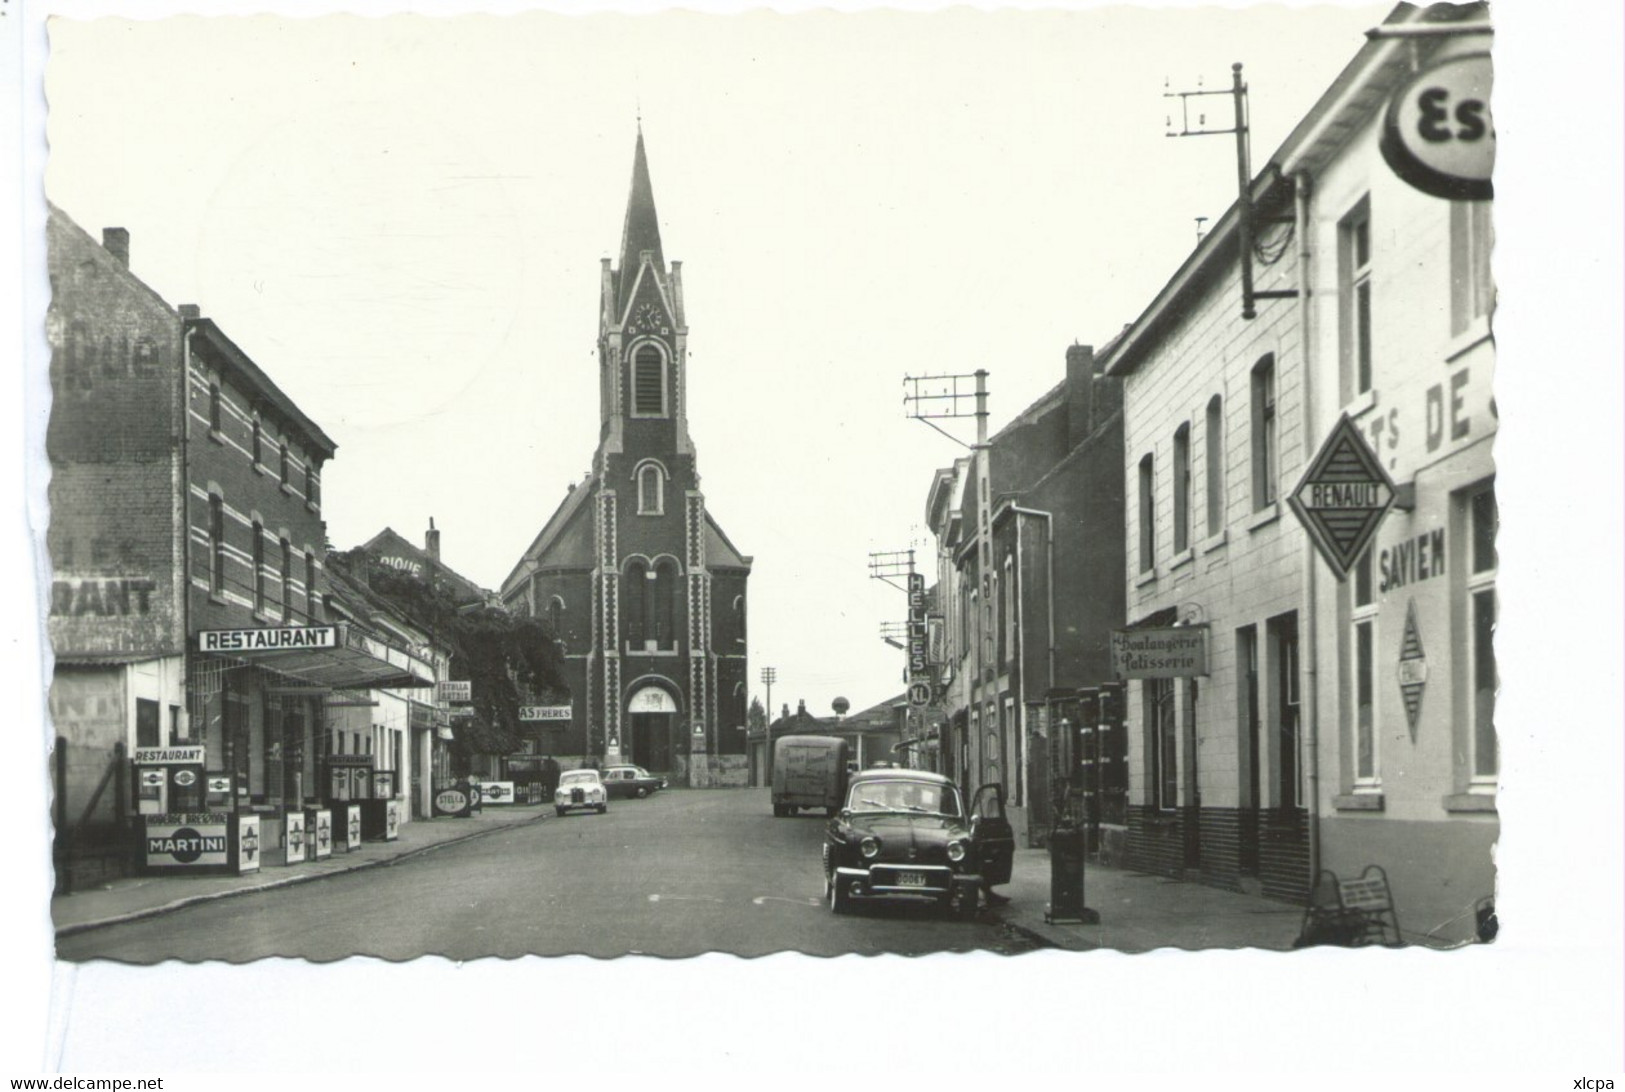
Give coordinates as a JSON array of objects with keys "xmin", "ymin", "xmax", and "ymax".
[{"xmin": 57, "ymin": 788, "xmax": 1044, "ymax": 961}]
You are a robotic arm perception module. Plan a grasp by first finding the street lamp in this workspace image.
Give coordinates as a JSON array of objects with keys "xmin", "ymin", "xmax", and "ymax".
[{"xmin": 761, "ymin": 666, "xmax": 776, "ymax": 786}]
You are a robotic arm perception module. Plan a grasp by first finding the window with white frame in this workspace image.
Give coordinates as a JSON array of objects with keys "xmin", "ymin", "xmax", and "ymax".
[
  {"xmin": 1450, "ymin": 200, "xmax": 1495, "ymax": 337},
  {"xmin": 1466, "ymin": 484, "xmax": 1497, "ymax": 787},
  {"xmin": 1173, "ymin": 422, "xmax": 1192, "ymax": 553},
  {"xmin": 1352, "ymin": 550, "xmax": 1379, "ymax": 789},
  {"xmin": 1251, "ymin": 356, "xmax": 1277, "ymax": 510},
  {"xmin": 631, "ymin": 345, "xmax": 666, "ymax": 417},
  {"xmin": 1205, "ymin": 395, "xmax": 1224, "ymax": 538},
  {"xmin": 1138, "ymin": 452, "xmax": 1156, "ymax": 572},
  {"xmin": 1340, "ymin": 198, "xmax": 1374, "ymax": 400}
]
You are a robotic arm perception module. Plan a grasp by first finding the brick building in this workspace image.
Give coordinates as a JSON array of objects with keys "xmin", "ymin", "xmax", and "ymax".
[
  {"xmin": 501, "ymin": 131, "xmax": 751, "ymax": 786},
  {"xmin": 45, "ymin": 209, "xmax": 188, "ymax": 887},
  {"xmin": 1100, "ymin": 1, "xmax": 1496, "ymax": 941},
  {"xmin": 923, "ymin": 344, "xmax": 1125, "ymax": 847},
  {"xmin": 46, "ymin": 205, "xmax": 436, "ymax": 881}
]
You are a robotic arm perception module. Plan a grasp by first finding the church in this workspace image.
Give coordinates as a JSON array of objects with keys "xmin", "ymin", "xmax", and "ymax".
[{"xmin": 501, "ymin": 131, "xmax": 752, "ymax": 788}]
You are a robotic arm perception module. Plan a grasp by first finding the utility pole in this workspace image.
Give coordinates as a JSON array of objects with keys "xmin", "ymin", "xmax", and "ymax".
[
  {"xmin": 760, "ymin": 665, "xmax": 776, "ymax": 785},
  {"xmin": 903, "ymin": 369, "xmax": 991, "ymax": 788}
]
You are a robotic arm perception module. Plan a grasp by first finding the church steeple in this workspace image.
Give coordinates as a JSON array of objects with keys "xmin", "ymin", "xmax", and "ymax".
[{"xmin": 616, "ymin": 127, "xmax": 665, "ymax": 314}]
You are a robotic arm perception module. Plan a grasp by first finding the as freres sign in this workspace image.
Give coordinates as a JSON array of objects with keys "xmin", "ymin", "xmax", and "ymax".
[{"xmin": 1380, "ymin": 51, "xmax": 1493, "ymax": 201}]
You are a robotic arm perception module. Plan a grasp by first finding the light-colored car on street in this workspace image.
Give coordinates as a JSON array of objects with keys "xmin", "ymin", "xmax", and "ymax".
[{"xmin": 555, "ymin": 768, "xmax": 608, "ymax": 816}]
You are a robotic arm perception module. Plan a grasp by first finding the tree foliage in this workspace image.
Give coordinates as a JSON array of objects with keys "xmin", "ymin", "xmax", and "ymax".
[
  {"xmin": 747, "ymin": 697, "xmax": 766, "ymax": 732},
  {"xmin": 327, "ymin": 549, "xmax": 568, "ymax": 758}
]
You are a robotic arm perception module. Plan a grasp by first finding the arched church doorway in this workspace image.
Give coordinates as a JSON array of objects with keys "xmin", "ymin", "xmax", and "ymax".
[{"xmin": 627, "ymin": 684, "xmax": 678, "ymax": 772}]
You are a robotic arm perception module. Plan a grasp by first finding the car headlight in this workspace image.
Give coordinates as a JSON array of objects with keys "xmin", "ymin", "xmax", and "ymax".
[
  {"xmin": 860, "ymin": 837, "xmax": 880, "ymax": 860},
  {"xmin": 947, "ymin": 840, "xmax": 968, "ymax": 863}
]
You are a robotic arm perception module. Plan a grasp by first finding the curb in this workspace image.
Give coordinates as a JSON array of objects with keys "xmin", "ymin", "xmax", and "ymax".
[
  {"xmin": 54, "ymin": 811, "xmax": 550, "ymax": 939},
  {"xmin": 992, "ymin": 907, "xmax": 1100, "ymax": 953}
]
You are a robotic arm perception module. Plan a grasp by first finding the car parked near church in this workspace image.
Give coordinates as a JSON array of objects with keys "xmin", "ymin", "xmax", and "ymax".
[
  {"xmin": 822, "ymin": 769, "xmax": 1014, "ymax": 917},
  {"xmin": 554, "ymin": 768, "xmax": 608, "ymax": 816},
  {"xmin": 601, "ymin": 765, "xmax": 666, "ymax": 799}
]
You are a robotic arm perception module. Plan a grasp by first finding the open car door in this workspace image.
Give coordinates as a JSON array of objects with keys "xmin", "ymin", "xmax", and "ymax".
[{"xmin": 968, "ymin": 783, "xmax": 1015, "ymax": 886}]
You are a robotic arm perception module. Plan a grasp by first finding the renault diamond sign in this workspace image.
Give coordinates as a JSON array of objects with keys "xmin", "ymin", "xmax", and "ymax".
[{"xmin": 1288, "ymin": 414, "xmax": 1397, "ymax": 581}]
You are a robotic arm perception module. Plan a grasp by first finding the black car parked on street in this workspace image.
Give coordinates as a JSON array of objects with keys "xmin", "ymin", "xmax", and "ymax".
[{"xmin": 822, "ymin": 769, "xmax": 1014, "ymax": 917}]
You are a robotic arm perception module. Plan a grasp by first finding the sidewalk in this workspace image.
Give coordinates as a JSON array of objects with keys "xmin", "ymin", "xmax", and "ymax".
[
  {"xmin": 52, "ymin": 805, "xmax": 549, "ymax": 938},
  {"xmin": 994, "ymin": 847, "xmax": 1304, "ymax": 951}
]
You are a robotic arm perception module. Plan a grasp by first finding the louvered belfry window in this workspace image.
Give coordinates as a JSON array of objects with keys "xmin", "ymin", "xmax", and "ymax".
[{"xmin": 633, "ymin": 346, "xmax": 665, "ymax": 416}]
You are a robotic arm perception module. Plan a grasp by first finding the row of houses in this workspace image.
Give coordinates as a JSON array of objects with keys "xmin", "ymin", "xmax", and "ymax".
[
  {"xmin": 44, "ymin": 206, "xmax": 518, "ymax": 888},
  {"xmin": 908, "ymin": 2, "xmax": 1495, "ymax": 945}
]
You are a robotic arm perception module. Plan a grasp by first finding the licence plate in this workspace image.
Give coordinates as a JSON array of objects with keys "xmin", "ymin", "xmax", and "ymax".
[{"xmin": 896, "ymin": 871, "xmax": 926, "ymax": 888}]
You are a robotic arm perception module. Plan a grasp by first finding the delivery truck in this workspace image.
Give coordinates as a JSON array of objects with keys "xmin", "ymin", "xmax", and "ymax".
[{"xmin": 772, "ymin": 735, "xmax": 850, "ymax": 817}]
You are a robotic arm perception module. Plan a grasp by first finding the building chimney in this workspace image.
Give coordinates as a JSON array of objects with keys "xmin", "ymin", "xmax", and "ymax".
[
  {"xmin": 178, "ymin": 304, "xmax": 201, "ymax": 320},
  {"xmin": 102, "ymin": 228, "xmax": 129, "ymax": 268},
  {"xmin": 1066, "ymin": 342, "xmax": 1096, "ymax": 450},
  {"xmin": 425, "ymin": 517, "xmax": 441, "ymax": 561}
]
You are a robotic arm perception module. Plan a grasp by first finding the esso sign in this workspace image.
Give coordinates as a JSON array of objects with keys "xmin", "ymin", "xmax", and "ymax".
[{"xmin": 1380, "ymin": 52, "xmax": 1493, "ymax": 200}]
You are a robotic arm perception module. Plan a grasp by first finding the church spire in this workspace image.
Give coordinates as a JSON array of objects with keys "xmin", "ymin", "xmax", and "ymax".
[{"xmin": 617, "ymin": 126, "xmax": 665, "ymax": 313}]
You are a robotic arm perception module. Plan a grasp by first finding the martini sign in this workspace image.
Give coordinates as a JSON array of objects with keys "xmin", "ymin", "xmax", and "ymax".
[{"xmin": 1288, "ymin": 414, "xmax": 1397, "ymax": 581}]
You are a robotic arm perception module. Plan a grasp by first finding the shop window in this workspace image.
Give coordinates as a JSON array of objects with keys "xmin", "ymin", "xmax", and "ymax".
[
  {"xmin": 1353, "ymin": 551, "xmax": 1379, "ymax": 788},
  {"xmin": 1251, "ymin": 355, "xmax": 1277, "ymax": 510},
  {"xmin": 1465, "ymin": 484, "xmax": 1498, "ymax": 785},
  {"xmin": 1451, "ymin": 200, "xmax": 1495, "ymax": 337},
  {"xmin": 1268, "ymin": 612, "xmax": 1301, "ymax": 809},
  {"xmin": 1138, "ymin": 452, "xmax": 1155, "ymax": 572},
  {"xmin": 1146, "ymin": 678, "xmax": 1177, "ymax": 810},
  {"xmin": 252, "ymin": 522, "xmax": 266, "ymax": 613},
  {"xmin": 632, "ymin": 345, "xmax": 666, "ymax": 417},
  {"xmin": 209, "ymin": 496, "xmax": 226, "ymax": 596},
  {"xmin": 1205, "ymin": 396, "xmax": 1224, "ymax": 538},
  {"xmin": 1237, "ymin": 625, "xmax": 1260, "ymax": 811},
  {"xmin": 1173, "ymin": 422, "xmax": 1192, "ymax": 553},
  {"xmin": 1340, "ymin": 198, "xmax": 1374, "ymax": 400}
]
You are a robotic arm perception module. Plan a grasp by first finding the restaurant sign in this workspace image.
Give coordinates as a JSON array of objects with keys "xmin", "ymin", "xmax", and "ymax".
[
  {"xmin": 132, "ymin": 745, "xmax": 205, "ymax": 765},
  {"xmin": 199, "ymin": 625, "xmax": 337, "ymax": 652},
  {"xmin": 1111, "ymin": 626, "xmax": 1209, "ymax": 679}
]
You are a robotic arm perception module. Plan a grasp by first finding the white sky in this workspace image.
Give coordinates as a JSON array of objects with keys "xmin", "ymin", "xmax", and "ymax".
[
  {"xmin": 40, "ymin": 3, "xmax": 1392, "ymax": 717},
  {"xmin": 12, "ymin": 0, "xmax": 1625, "ymax": 1083}
]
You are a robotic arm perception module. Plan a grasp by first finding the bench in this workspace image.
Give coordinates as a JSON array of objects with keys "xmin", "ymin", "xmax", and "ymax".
[{"xmin": 1294, "ymin": 865, "xmax": 1403, "ymax": 948}]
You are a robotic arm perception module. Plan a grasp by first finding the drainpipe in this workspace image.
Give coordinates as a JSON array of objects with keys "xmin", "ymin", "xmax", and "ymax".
[
  {"xmin": 1293, "ymin": 169, "xmax": 1322, "ymax": 884},
  {"xmin": 1010, "ymin": 505, "xmax": 1055, "ymax": 840}
]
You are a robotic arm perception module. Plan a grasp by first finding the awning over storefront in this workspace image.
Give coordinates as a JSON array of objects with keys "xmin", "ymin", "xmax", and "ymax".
[{"xmin": 196, "ymin": 624, "xmax": 435, "ymax": 691}]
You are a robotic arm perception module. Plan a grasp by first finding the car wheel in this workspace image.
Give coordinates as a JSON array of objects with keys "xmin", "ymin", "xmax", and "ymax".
[
  {"xmin": 829, "ymin": 874, "xmax": 851, "ymax": 915},
  {"xmin": 554, "ymin": 807, "xmax": 566, "ymax": 817},
  {"xmin": 955, "ymin": 886, "xmax": 979, "ymax": 919},
  {"xmin": 635, "ymin": 786, "xmax": 649, "ymax": 798},
  {"xmin": 597, "ymin": 804, "xmax": 607, "ymax": 814}
]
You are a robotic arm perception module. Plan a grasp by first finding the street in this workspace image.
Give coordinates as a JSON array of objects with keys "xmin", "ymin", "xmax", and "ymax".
[{"xmin": 56, "ymin": 789, "xmax": 1044, "ymax": 962}]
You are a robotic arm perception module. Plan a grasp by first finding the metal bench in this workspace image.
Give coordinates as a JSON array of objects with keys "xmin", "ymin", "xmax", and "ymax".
[{"xmin": 1294, "ymin": 865, "xmax": 1403, "ymax": 948}]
